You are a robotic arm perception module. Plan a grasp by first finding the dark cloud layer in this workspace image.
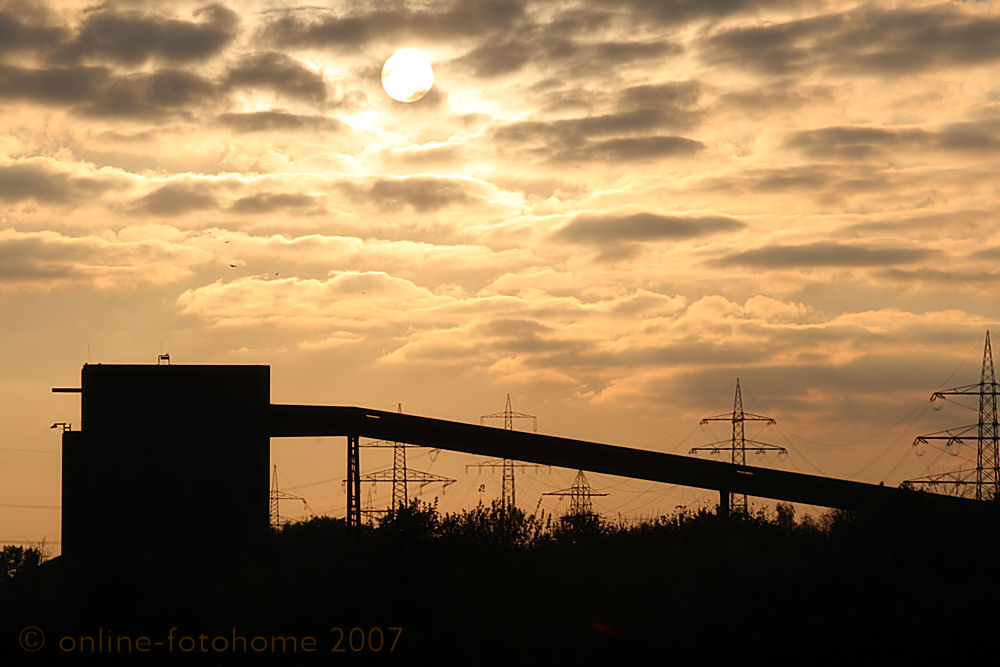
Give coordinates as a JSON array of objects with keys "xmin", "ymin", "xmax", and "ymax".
[
  {"xmin": 494, "ymin": 106, "xmax": 705, "ymax": 163},
  {"xmin": 262, "ymin": 1, "xmax": 524, "ymax": 51},
  {"xmin": 496, "ymin": 108, "xmax": 692, "ymax": 144},
  {"xmin": 558, "ymin": 212, "xmax": 743, "ymax": 243},
  {"xmin": 719, "ymin": 242, "xmax": 935, "ymax": 268},
  {"xmin": 0, "ymin": 235, "xmax": 80, "ymax": 282},
  {"xmin": 0, "ymin": 10, "xmax": 66, "ymax": 54},
  {"xmin": 229, "ymin": 193, "xmax": 321, "ymax": 214},
  {"xmin": 553, "ymin": 135, "xmax": 703, "ymax": 163},
  {"xmin": 0, "ymin": 63, "xmax": 218, "ymax": 118},
  {"xmin": 0, "ymin": 63, "xmax": 110, "ymax": 104},
  {"xmin": 134, "ymin": 182, "xmax": 218, "ymax": 216},
  {"xmin": 789, "ymin": 123, "xmax": 1000, "ymax": 160},
  {"xmin": 877, "ymin": 267, "xmax": 1000, "ymax": 286},
  {"xmin": 610, "ymin": 0, "xmax": 793, "ymax": 28},
  {"xmin": 707, "ymin": 5, "xmax": 1000, "ymax": 76},
  {"xmin": 556, "ymin": 212, "xmax": 741, "ymax": 261},
  {"xmin": 618, "ymin": 81, "xmax": 701, "ymax": 111},
  {"xmin": 218, "ymin": 110, "xmax": 346, "ymax": 133},
  {"xmin": 457, "ymin": 34, "xmax": 681, "ymax": 78},
  {"xmin": 0, "ymin": 163, "xmax": 112, "ymax": 204},
  {"xmin": 56, "ymin": 5, "xmax": 238, "ymax": 66},
  {"xmin": 338, "ymin": 177, "xmax": 477, "ymax": 212},
  {"xmin": 225, "ymin": 52, "xmax": 326, "ymax": 102},
  {"xmin": 82, "ymin": 69, "xmax": 219, "ymax": 118}
]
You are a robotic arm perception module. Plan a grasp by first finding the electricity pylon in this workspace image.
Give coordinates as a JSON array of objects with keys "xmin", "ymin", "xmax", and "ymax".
[
  {"xmin": 359, "ymin": 403, "xmax": 455, "ymax": 516},
  {"xmin": 905, "ymin": 331, "xmax": 1000, "ymax": 501},
  {"xmin": 543, "ymin": 470, "xmax": 607, "ymax": 515},
  {"xmin": 270, "ymin": 465, "xmax": 307, "ymax": 528},
  {"xmin": 467, "ymin": 394, "xmax": 540, "ymax": 511},
  {"xmin": 689, "ymin": 378, "xmax": 785, "ymax": 515}
]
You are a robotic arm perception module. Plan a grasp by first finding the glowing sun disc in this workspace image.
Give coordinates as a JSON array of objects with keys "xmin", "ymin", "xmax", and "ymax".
[{"xmin": 381, "ymin": 48, "xmax": 434, "ymax": 102}]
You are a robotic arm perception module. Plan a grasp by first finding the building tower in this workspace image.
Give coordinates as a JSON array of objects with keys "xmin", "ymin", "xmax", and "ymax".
[
  {"xmin": 543, "ymin": 469, "xmax": 608, "ymax": 516},
  {"xmin": 689, "ymin": 378, "xmax": 785, "ymax": 515},
  {"xmin": 905, "ymin": 331, "xmax": 1000, "ymax": 501},
  {"xmin": 467, "ymin": 394, "xmax": 540, "ymax": 511}
]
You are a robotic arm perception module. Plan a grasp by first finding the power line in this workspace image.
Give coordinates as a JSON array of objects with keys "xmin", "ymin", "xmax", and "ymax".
[{"xmin": 0, "ymin": 447, "xmax": 59, "ymax": 454}]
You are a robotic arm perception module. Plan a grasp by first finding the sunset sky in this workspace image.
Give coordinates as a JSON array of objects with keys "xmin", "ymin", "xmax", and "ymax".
[{"xmin": 2, "ymin": 0, "xmax": 999, "ymax": 551}]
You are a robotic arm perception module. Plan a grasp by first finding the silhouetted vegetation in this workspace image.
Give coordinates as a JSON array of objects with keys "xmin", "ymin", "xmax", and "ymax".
[
  {"xmin": 0, "ymin": 545, "xmax": 41, "ymax": 579},
  {"xmin": 2, "ymin": 502, "xmax": 997, "ymax": 664}
]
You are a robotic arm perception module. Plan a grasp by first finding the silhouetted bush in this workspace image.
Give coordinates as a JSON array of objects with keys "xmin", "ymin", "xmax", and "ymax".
[
  {"xmin": 4, "ymin": 502, "xmax": 999, "ymax": 664},
  {"xmin": 0, "ymin": 544, "xmax": 41, "ymax": 579}
]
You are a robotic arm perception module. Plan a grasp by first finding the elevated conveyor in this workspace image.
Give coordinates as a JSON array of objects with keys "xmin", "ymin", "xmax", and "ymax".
[{"xmin": 269, "ymin": 404, "xmax": 980, "ymax": 514}]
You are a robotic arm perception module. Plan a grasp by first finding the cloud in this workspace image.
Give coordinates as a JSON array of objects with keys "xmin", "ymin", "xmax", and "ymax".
[
  {"xmin": 553, "ymin": 135, "xmax": 703, "ymax": 162},
  {"xmin": 229, "ymin": 193, "xmax": 322, "ymax": 215},
  {"xmin": 788, "ymin": 123, "xmax": 1000, "ymax": 160},
  {"xmin": 225, "ymin": 52, "xmax": 326, "ymax": 102},
  {"xmin": 617, "ymin": 81, "xmax": 701, "ymax": 111},
  {"xmin": 972, "ymin": 246, "xmax": 1000, "ymax": 261},
  {"xmin": 0, "ymin": 160, "xmax": 116, "ymax": 204},
  {"xmin": 55, "ymin": 4, "xmax": 238, "ymax": 65},
  {"xmin": 718, "ymin": 242, "xmax": 936, "ymax": 268},
  {"xmin": 456, "ymin": 33, "xmax": 681, "ymax": 78},
  {"xmin": 787, "ymin": 126, "xmax": 934, "ymax": 160},
  {"xmin": 556, "ymin": 212, "xmax": 743, "ymax": 248},
  {"xmin": 706, "ymin": 5, "xmax": 1000, "ymax": 77},
  {"xmin": 0, "ymin": 10, "xmax": 67, "ymax": 55},
  {"xmin": 336, "ymin": 176, "xmax": 485, "ymax": 212},
  {"xmin": 0, "ymin": 63, "xmax": 111, "ymax": 104},
  {"xmin": 717, "ymin": 81, "xmax": 834, "ymax": 116},
  {"xmin": 496, "ymin": 108, "xmax": 698, "ymax": 144},
  {"xmin": 80, "ymin": 68, "xmax": 219, "ymax": 118},
  {"xmin": 493, "ymin": 109, "xmax": 705, "ymax": 163},
  {"xmin": 0, "ymin": 229, "xmax": 210, "ymax": 289},
  {"xmin": 876, "ymin": 267, "xmax": 1000, "ymax": 286},
  {"xmin": 176, "ymin": 271, "xmax": 456, "ymax": 328},
  {"xmin": 608, "ymin": 0, "xmax": 794, "ymax": 28},
  {"xmin": 217, "ymin": 110, "xmax": 347, "ymax": 132},
  {"xmin": 260, "ymin": 1, "xmax": 525, "ymax": 51},
  {"xmin": 133, "ymin": 181, "xmax": 219, "ymax": 216},
  {"xmin": 0, "ymin": 64, "xmax": 218, "ymax": 118}
]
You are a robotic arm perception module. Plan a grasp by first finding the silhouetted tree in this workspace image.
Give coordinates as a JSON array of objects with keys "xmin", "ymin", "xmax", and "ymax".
[{"xmin": 0, "ymin": 544, "xmax": 41, "ymax": 578}]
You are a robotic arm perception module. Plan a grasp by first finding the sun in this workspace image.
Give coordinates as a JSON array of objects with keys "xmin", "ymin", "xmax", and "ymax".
[{"xmin": 381, "ymin": 48, "xmax": 435, "ymax": 103}]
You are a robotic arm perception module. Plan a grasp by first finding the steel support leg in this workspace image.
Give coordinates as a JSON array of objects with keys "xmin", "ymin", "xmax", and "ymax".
[{"xmin": 347, "ymin": 434, "xmax": 360, "ymax": 529}]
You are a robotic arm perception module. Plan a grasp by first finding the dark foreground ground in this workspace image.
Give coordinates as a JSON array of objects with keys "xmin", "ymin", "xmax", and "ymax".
[{"xmin": 2, "ymin": 500, "xmax": 997, "ymax": 665}]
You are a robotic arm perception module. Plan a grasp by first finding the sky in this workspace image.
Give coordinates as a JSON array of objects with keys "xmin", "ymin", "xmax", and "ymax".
[{"xmin": 2, "ymin": 0, "xmax": 1000, "ymax": 551}]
